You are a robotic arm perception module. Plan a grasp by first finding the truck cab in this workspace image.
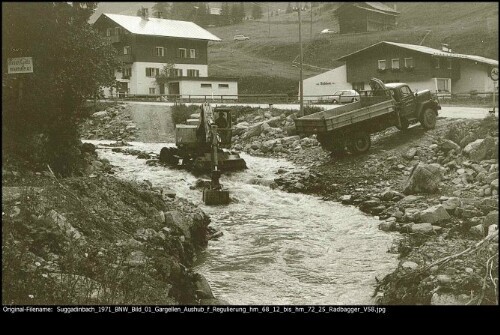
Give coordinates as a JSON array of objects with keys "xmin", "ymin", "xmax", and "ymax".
[{"xmin": 384, "ymin": 83, "xmax": 441, "ymax": 130}]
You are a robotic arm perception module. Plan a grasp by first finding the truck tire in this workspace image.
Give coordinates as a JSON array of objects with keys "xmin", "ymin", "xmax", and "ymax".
[
  {"xmin": 396, "ymin": 117, "xmax": 409, "ymax": 131},
  {"xmin": 332, "ymin": 99, "xmax": 338, "ymax": 104},
  {"xmin": 317, "ymin": 133, "xmax": 345, "ymax": 153},
  {"xmin": 348, "ymin": 132, "xmax": 371, "ymax": 154},
  {"xmin": 420, "ymin": 108, "xmax": 437, "ymax": 130}
]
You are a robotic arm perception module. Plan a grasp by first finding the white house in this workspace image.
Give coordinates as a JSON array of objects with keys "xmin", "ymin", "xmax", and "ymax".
[
  {"xmin": 93, "ymin": 12, "xmax": 238, "ymax": 99},
  {"xmin": 302, "ymin": 65, "xmax": 352, "ymax": 101}
]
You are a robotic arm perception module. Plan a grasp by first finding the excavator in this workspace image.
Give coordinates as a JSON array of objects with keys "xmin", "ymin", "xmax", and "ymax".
[{"xmin": 159, "ymin": 103, "xmax": 247, "ymax": 205}]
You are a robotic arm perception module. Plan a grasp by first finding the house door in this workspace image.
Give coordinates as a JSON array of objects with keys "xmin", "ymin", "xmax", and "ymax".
[
  {"xmin": 117, "ymin": 81, "xmax": 128, "ymax": 98},
  {"xmin": 168, "ymin": 82, "xmax": 180, "ymax": 98},
  {"xmin": 159, "ymin": 84, "xmax": 165, "ymax": 95}
]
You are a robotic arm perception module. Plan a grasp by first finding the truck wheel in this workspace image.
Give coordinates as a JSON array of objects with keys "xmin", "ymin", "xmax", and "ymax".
[
  {"xmin": 332, "ymin": 99, "xmax": 338, "ymax": 104},
  {"xmin": 396, "ymin": 117, "xmax": 409, "ymax": 131},
  {"xmin": 420, "ymin": 108, "xmax": 436, "ymax": 130},
  {"xmin": 349, "ymin": 132, "xmax": 371, "ymax": 154}
]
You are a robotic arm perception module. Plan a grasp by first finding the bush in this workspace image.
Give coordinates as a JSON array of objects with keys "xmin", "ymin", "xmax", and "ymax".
[{"xmin": 171, "ymin": 104, "xmax": 199, "ymax": 125}]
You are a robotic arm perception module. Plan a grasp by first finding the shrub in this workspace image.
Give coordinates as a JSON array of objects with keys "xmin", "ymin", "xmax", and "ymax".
[{"xmin": 171, "ymin": 104, "xmax": 199, "ymax": 125}]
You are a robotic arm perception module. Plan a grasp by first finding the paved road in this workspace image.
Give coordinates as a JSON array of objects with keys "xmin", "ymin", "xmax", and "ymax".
[{"xmin": 123, "ymin": 101, "xmax": 498, "ymax": 120}]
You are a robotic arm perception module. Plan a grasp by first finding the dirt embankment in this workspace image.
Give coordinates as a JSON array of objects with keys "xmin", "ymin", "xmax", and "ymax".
[
  {"xmin": 2, "ymin": 140, "xmax": 224, "ymax": 305},
  {"xmin": 230, "ymin": 107, "xmax": 499, "ymax": 305}
]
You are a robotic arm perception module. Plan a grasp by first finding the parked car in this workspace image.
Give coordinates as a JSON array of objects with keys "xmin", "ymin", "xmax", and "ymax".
[
  {"xmin": 320, "ymin": 28, "xmax": 336, "ymax": 34},
  {"xmin": 332, "ymin": 90, "xmax": 360, "ymax": 104},
  {"xmin": 234, "ymin": 34, "xmax": 250, "ymax": 41}
]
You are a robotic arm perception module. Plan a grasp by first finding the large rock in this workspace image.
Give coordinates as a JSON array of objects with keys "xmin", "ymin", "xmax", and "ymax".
[
  {"xmin": 479, "ymin": 198, "xmax": 498, "ymax": 214},
  {"xmin": 483, "ymin": 211, "xmax": 499, "ymax": 228},
  {"xmin": 470, "ymin": 224, "xmax": 485, "ymax": 238},
  {"xmin": 403, "ymin": 147, "xmax": 418, "ymax": 160},
  {"xmin": 380, "ymin": 189, "xmax": 405, "ymax": 201},
  {"xmin": 419, "ymin": 205, "xmax": 451, "ymax": 224},
  {"xmin": 440, "ymin": 139, "xmax": 461, "ymax": 153},
  {"xmin": 92, "ymin": 111, "xmax": 108, "ymax": 118},
  {"xmin": 165, "ymin": 210, "xmax": 192, "ymax": 238},
  {"xmin": 410, "ymin": 223, "xmax": 434, "ymax": 234},
  {"xmin": 282, "ymin": 135, "xmax": 300, "ymax": 146},
  {"xmin": 233, "ymin": 122, "xmax": 249, "ymax": 136},
  {"xmin": 442, "ymin": 197, "xmax": 461, "ymax": 212},
  {"xmin": 243, "ymin": 123, "xmax": 263, "ymax": 139},
  {"xmin": 194, "ymin": 273, "xmax": 215, "ymax": 299},
  {"xmin": 403, "ymin": 163, "xmax": 444, "ymax": 194},
  {"xmin": 463, "ymin": 138, "xmax": 496, "ymax": 162},
  {"xmin": 45, "ymin": 209, "xmax": 84, "ymax": 242}
]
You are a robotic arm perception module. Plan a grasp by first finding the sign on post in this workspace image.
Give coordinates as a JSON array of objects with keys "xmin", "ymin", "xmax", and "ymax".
[{"xmin": 7, "ymin": 57, "xmax": 33, "ymax": 74}]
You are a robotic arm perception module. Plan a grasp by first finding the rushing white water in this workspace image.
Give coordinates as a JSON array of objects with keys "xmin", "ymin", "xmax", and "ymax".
[{"xmin": 86, "ymin": 140, "xmax": 398, "ymax": 305}]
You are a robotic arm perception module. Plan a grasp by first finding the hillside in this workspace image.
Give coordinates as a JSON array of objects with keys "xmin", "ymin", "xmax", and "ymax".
[
  {"xmin": 89, "ymin": 2, "xmax": 498, "ymax": 93},
  {"xmin": 205, "ymin": 2, "xmax": 498, "ymax": 83}
]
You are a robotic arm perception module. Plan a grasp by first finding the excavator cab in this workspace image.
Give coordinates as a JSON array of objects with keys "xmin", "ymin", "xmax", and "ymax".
[{"xmin": 159, "ymin": 103, "xmax": 246, "ymax": 173}]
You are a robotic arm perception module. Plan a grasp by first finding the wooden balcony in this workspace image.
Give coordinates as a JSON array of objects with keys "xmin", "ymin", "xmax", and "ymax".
[
  {"xmin": 117, "ymin": 54, "xmax": 134, "ymax": 63},
  {"xmin": 104, "ymin": 35, "xmax": 122, "ymax": 44}
]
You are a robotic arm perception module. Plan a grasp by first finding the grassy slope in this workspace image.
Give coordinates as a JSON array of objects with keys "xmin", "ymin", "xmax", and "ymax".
[{"xmin": 207, "ymin": 2, "xmax": 499, "ymax": 85}]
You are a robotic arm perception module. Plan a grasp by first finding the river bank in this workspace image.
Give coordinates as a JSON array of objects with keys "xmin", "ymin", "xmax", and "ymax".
[
  {"xmin": 2, "ymin": 127, "xmax": 224, "ymax": 305},
  {"xmin": 228, "ymin": 106, "xmax": 499, "ymax": 305}
]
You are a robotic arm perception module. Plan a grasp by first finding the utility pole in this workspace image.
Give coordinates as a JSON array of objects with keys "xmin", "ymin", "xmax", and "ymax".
[
  {"xmin": 310, "ymin": 2, "xmax": 312, "ymax": 40},
  {"xmin": 268, "ymin": 4, "xmax": 270, "ymax": 37},
  {"xmin": 298, "ymin": 4, "xmax": 304, "ymax": 117}
]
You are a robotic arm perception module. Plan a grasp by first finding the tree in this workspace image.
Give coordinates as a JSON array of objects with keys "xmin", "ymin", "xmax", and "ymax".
[
  {"xmin": 251, "ymin": 3, "xmax": 263, "ymax": 19},
  {"xmin": 2, "ymin": 2, "xmax": 118, "ymax": 176},
  {"xmin": 220, "ymin": 2, "xmax": 231, "ymax": 26},
  {"xmin": 155, "ymin": 63, "xmax": 176, "ymax": 85}
]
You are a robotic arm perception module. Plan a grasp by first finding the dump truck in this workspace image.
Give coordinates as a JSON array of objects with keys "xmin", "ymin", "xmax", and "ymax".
[
  {"xmin": 159, "ymin": 103, "xmax": 247, "ymax": 172},
  {"xmin": 294, "ymin": 78, "xmax": 441, "ymax": 155}
]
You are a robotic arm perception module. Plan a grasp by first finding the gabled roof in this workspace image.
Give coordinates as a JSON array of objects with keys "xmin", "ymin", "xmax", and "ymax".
[
  {"xmin": 336, "ymin": 2, "xmax": 399, "ymax": 16},
  {"xmin": 337, "ymin": 41, "xmax": 498, "ymax": 66},
  {"xmin": 97, "ymin": 13, "xmax": 221, "ymax": 41}
]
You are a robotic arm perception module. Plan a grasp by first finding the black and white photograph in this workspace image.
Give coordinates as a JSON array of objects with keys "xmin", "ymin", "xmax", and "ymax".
[{"xmin": 2, "ymin": 2, "xmax": 499, "ymax": 314}]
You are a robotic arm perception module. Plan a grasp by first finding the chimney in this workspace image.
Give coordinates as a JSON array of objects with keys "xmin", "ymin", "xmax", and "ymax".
[
  {"xmin": 141, "ymin": 8, "xmax": 149, "ymax": 20},
  {"xmin": 441, "ymin": 43, "xmax": 451, "ymax": 53},
  {"xmin": 393, "ymin": 4, "xmax": 397, "ymax": 11}
]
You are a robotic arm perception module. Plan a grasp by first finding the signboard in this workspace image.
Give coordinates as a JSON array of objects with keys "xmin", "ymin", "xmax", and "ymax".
[
  {"xmin": 7, "ymin": 57, "xmax": 33, "ymax": 74},
  {"xmin": 491, "ymin": 67, "xmax": 499, "ymax": 81}
]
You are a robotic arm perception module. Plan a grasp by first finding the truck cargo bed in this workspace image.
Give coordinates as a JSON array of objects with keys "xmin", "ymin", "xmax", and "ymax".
[{"xmin": 295, "ymin": 97, "xmax": 395, "ymax": 134}]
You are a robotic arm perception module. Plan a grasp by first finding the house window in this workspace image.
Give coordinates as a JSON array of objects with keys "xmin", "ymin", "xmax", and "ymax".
[
  {"xmin": 177, "ymin": 48, "xmax": 187, "ymax": 58},
  {"xmin": 115, "ymin": 27, "xmax": 121, "ymax": 35},
  {"xmin": 378, "ymin": 60, "xmax": 386, "ymax": 70},
  {"xmin": 123, "ymin": 67, "xmax": 132, "ymax": 78},
  {"xmin": 437, "ymin": 79, "xmax": 449, "ymax": 92},
  {"xmin": 146, "ymin": 67, "xmax": 160, "ymax": 77},
  {"xmin": 149, "ymin": 87, "xmax": 156, "ymax": 95},
  {"xmin": 187, "ymin": 69, "xmax": 200, "ymax": 77},
  {"xmin": 123, "ymin": 46, "xmax": 131, "ymax": 55},
  {"xmin": 190, "ymin": 49, "xmax": 196, "ymax": 58},
  {"xmin": 434, "ymin": 58, "xmax": 440, "ymax": 69},
  {"xmin": 447, "ymin": 59, "xmax": 452, "ymax": 69},
  {"xmin": 155, "ymin": 47, "xmax": 165, "ymax": 57},
  {"xmin": 106, "ymin": 28, "xmax": 112, "ymax": 36},
  {"xmin": 391, "ymin": 58, "xmax": 400, "ymax": 69},
  {"xmin": 404, "ymin": 57, "xmax": 413, "ymax": 68},
  {"xmin": 218, "ymin": 84, "xmax": 229, "ymax": 89},
  {"xmin": 168, "ymin": 69, "xmax": 183, "ymax": 77},
  {"xmin": 201, "ymin": 83, "xmax": 212, "ymax": 88}
]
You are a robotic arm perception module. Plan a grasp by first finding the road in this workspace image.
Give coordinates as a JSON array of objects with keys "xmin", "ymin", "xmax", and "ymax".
[{"xmin": 123, "ymin": 101, "xmax": 497, "ymax": 120}]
